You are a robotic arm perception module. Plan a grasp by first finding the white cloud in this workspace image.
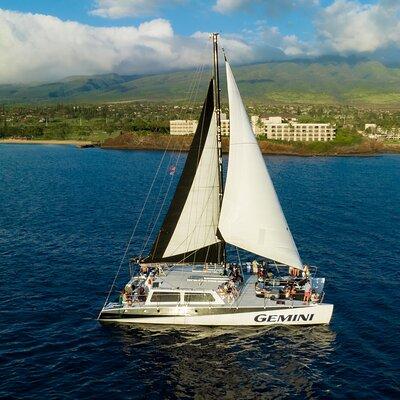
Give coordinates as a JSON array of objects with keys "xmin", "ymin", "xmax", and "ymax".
[
  {"xmin": 4, "ymin": 1, "xmax": 400, "ymax": 85},
  {"xmin": 0, "ymin": 10, "xmax": 174, "ymax": 83},
  {"xmin": 254, "ymin": 23, "xmax": 312, "ymax": 56},
  {"xmin": 239, "ymin": 0, "xmax": 400, "ymax": 58},
  {"xmin": 0, "ymin": 9, "xmax": 260, "ymax": 84},
  {"xmin": 90, "ymin": 0, "xmax": 183, "ymax": 19},
  {"xmin": 316, "ymin": 0, "xmax": 400, "ymax": 54}
]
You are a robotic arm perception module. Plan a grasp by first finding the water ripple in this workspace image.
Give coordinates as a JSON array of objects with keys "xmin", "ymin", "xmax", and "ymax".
[{"xmin": 0, "ymin": 145, "xmax": 399, "ymax": 399}]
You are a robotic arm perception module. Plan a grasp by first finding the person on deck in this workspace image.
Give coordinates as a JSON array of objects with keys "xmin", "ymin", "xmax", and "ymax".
[
  {"xmin": 284, "ymin": 285, "xmax": 291, "ymax": 299},
  {"xmin": 145, "ymin": 274, "xmax": 154, "ymax": 290},
  {"xmin": 311, "ymin": 291, "xmax": 320, "ymax": 304},
  {"xmin": 140, "ymin": 265, "xmax": 148, "ymax": 276},
  {"xmin": 234, "ymin": 268, "xmax": 244, "ymax": 283},
  {"xmin": 137, "ymin": 286, "xmax": 146, "ymax": 302},
  {"xmin": 120, "ymin": 288, "xmax": 132, "ymax": 306},
  {"xmin": 290, "ymin": 284, "xmax": 297, "ymax": 299},
  {"xmin": 290, "ymin": 267, "xmax": 301, "ymax": 277},
  {"xmin": 303, "ymin": 280, "xmax": 312, "ymax": 303},
  {"xmin": 303, "ymin": 265, "xmax": 311, "ymax": 278},
  {"xmin": 252, "ymin": 260, "xmax": 259, "ymax": 275},
  {"xmin": 246, "ymin": 262, "xmax": 252, "ymax": 274}
]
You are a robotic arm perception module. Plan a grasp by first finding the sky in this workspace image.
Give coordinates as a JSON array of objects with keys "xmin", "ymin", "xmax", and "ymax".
[{"xmin": 1, "ymin": 0, "xmax": 400, "ymax": 84}]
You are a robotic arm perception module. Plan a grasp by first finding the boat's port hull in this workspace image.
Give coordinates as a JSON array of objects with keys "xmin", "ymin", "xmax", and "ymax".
[{"xmin": 99, "ymin": 303, "xmax": 333, "ymax": 326}]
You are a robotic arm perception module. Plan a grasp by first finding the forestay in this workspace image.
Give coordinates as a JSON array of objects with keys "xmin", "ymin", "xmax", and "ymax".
[{"xmin": 218, "ymin": 62, "xmax": 303, "ymax": 269}]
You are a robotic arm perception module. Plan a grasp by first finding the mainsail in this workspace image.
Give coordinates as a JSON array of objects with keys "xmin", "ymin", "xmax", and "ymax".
[
  {"xmin": 144, "ymin": 80, "xmax": 223, "ymax": 264},
  {"xmin": 218, "ymin": 62, "xmax": 303, "ymax": 269}
]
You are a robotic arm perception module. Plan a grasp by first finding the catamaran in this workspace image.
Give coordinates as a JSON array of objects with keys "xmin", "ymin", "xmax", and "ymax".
[{"xmin": 98, "ymin": 34, "xmax": 333, "ymax": 326}]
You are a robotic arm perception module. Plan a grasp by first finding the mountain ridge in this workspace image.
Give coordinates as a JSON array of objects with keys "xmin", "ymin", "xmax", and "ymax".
[{"xmin": 1, "ymin": 59, "xmax": 400, "ymax": 105}]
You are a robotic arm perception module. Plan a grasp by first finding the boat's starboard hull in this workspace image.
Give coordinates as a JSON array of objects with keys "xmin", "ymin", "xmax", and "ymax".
[{"xmin": 99, "ymin": 303, "xmax": 333, "ymax": 326}]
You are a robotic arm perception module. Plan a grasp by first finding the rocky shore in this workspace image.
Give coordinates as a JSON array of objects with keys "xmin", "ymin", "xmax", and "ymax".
[{"xmin": 101, "ymin": 133, "xmax": 400, "ymax": 156}]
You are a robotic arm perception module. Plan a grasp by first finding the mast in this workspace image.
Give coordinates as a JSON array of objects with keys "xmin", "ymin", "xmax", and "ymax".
[
  {"xmin": 212, "ymin": 33, "xmax": 224, "ymax": 204},
  {"xmin": 212, "ymin": 33, "xmax": 226, "ymax": 265}
]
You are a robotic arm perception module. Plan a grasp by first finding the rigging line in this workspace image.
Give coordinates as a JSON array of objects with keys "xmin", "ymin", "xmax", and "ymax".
[
  {"xmin": 148, "ymin": 53, "xmax": 209, "ymax": 260},
  {"xmin": 146, "ymin": 65, "xmax": 207, "ymax": 258},
  {"xmin": 176, "ymin": 248, "xmax": 198, "ymax": 264},
  {"xmin": 138, "ymin": 41, "xmax": 209, "ymax": 259},
  {"xmin": 233, "ymin": 246, "xmax": 246, "ymax": 309},
  {"xmin": 138, "ymin": 153, "xmax": 170, "ymax": 256},
  {"xmin": 176, "ymin": 73, "xmax": 211, "ymax": 286},
  {"xmin": 177, "ymin": 49, "xmax": 210, "ymax": 253},
  {"xmin": 181, "ymin": 41, "xmax": 215, "ymax": 270},
  {"xmin": 138, "ymin": 61, "xmax": 206, "ymax": 257},
  {"xmin": 173, "ymin": 59, "xmax": 208, "ymax": 286},
  {"xmin": 235, "ymin": 246, "xmax": 242, "ymax": 264},
  {"xmin": 144, "ymin": 162, "xmax": 177, "ymax": 259},
  {"xmin": 100, "ymin": 42, "xmax": 211, "ymax": 314},
  {"xmin": 98, "ymin": 148, "xmax": 169, "ymax": 318}
]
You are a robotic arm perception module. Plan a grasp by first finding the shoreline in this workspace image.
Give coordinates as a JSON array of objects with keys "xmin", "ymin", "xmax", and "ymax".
[
  {"xmin": 101, "ymin": 133, "xmax": 400, "ymax": 157},
  {"xmin": 0, "ymin": 139, "xmax": 95, "ymax": 146},
  {"xmin": 101, "ymin": 144, "xmax": 399, "ymax": 157},
  {"xmin": 1, "ymin": 137, "xmax": 399, "ymax": 156}
]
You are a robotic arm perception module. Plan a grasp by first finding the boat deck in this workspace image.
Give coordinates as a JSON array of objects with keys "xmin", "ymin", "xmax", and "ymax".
[
  {"xmin": 154, "ymin": 265, "xmax": 230, "ymax": 291},
  {"xmin": 121, "ymin": 264, "xmax": 314, "ymax": 309}
]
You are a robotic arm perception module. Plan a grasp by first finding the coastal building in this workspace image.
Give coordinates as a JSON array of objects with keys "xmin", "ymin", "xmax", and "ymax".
[
  {"xmin": 363, "ymin": 123, "xmax": 400, "ymax": 140},
  {"xmin": 170, "ymin": 114, "xmax": 335, "ymax": 140},
  {"xmin": 170, "ymin": 113, "xmax": 230, "ymax": 136},
  {"xmin": 220, "ymin": 113, "xmax": 230, "ymax": 136},
  {"xmin": 170, "ymin": 119, "xmax": 198, "ymax": 135},
  {"xmin": 251, "ymin": 116, "xmax": 336, "ymax": 142}
]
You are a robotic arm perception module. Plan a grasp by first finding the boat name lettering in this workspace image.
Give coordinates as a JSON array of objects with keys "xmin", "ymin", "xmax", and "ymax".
[{"xmin": 254, "ymin": 313, "xmax": 315, "ymax": 323}]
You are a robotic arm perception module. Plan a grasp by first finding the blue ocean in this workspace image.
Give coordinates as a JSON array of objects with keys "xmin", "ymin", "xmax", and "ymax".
[{"xmin": 0, "ymin": 144, "xmax": 399, "ymax": 399}]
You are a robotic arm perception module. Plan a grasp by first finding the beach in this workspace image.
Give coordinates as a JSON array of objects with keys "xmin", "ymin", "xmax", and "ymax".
[{"xmin": 0, "ymin": 139, "xmax": 94, "ymax": 146}]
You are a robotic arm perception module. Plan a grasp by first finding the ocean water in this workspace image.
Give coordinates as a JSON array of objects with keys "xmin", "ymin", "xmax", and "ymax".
[{"xmin": 0, "ymin": 144, "xmax": 399, "ymax": 399}]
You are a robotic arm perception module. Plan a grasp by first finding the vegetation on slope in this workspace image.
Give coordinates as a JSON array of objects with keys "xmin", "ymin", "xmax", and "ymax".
[
  {"xmin": 1, "ymin": 102, "xmax": 399, "ymax": 155},
  {"xmin": 2, "ymin": 59, "xmax": 400, "ymax": 105}
]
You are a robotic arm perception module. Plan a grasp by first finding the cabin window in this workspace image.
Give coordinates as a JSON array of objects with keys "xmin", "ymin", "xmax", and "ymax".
[
  {"xmin": 150, "ymin": 292, "xmax": 180, "ymax": 303},
  {"xmin": 184, "ymin": 293, "xmax": 215, "ymax": 303}
]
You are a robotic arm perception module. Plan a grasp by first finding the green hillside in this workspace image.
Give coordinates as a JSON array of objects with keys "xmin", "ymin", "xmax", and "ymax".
[{"xmin": 1, "ymin": 60, "xmax": 400, "ymax": 105}]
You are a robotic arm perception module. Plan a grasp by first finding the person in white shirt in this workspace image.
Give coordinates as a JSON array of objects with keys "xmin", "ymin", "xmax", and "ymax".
[{"xmin": 303, "ymin": 280, "xmax": 312, "ymax": 303}]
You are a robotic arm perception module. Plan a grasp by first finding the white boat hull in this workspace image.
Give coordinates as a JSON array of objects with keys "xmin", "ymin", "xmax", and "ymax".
[{"xmin": 100, "ymin": 303, "xmax": 333, "ymax": 326}]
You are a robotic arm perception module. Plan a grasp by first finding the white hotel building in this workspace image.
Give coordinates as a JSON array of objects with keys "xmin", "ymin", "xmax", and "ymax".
[
  {"xmin": 169, "ymin": 119, "xmax": 199, "ymax": 136},
  {"xmin": 170, "ymin": 114, "xmax": 335, "ymax": 142},
  {"xmin": 170, "ymin": 114, "xmax": 230, "ymax": 136},
  {"xmin": 251, "ymin": 116, "xmax": 336, "ymax": 142}
]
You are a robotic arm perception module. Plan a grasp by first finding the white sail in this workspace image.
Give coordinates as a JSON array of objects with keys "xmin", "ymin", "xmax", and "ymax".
[
  {"xmin": 163, "ymin": 112, "xmax": 221, "ymax": 258},
  {"xmin": 218, "ymin": 62, "xmax": 303, "ymax": 269}
]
